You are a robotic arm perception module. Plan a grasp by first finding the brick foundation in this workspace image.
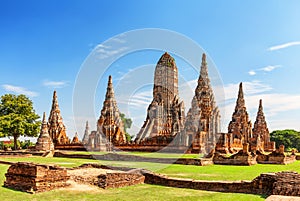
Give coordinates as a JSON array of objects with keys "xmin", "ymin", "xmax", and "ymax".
[{"xmin": 4, "ymin": 162, "xmax": 70, "ymax": 193}]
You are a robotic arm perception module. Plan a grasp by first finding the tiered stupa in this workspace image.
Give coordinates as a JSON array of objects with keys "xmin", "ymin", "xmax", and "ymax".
[
  {"xmin": 35, "ymin": 112, "xmax": 54, "ymax": 151},
  {"xmin": 97, "ymin": 75, "xmax": 126, "ymax": 151},
  {"xmin": 71, "ymin": 132, "xmax": 80, "ymax": 144},
  {"xmin": 252, "ymin": 99, "xmax": 274, "ymax": 151},
  {"xmin": 82, "ymin": 121, "xmax": 90, "ymax": 145},
  {"xmin": 184, "ymin": 53, "xmax": 221, "ymax": 153},
  {"xmin": 48, "ymin": 91, "xmax": 69, "ymax": 145},
  {"xmin": 228, "ymin": 82, "xmax": 252, "ymax": 148},
  {"xmin": 135, "ymin": 52, "xmax": 185, "ymax": 144},
  {"xmin": 216, "ymin": 84, "xmax": 275, "ymax": 153}
]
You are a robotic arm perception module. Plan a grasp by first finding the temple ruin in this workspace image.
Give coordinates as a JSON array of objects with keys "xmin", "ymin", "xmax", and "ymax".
[
  {"xmin": 252, "ymin": 99, "xmax": 275, "ymax": 152},
  {"xmin": 216, "ymin": 82, "xmax": 276, "ymax": 154},
  {"xmin": 35, "ymin": 112, "xmax": 54, "ymax": 152},
  {"xmin": 135, "ymin": 52, "xmax": 185, "ymax": 145},
  {"xmin": 83, "ymin": 76, "xmax": 127, "ymax": 151},
  {"xmin": 48, "ymin": 91, "xmax": 69, "ymax": 145},
  {"xmin": 184, "ymin": 53, "xmax": 221, "ymax": 153},
  {"xmin": 38, "ymin": 52, "xmax": 277, "ymax": 155}
]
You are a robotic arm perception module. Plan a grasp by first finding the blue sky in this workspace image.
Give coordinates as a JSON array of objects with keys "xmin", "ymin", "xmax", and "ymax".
[{"xmin": 1, "ymin": 1, "xmax": 300, "ymax": 140}]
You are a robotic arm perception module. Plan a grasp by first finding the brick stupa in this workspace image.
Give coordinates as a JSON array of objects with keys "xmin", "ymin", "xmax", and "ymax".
[
  {"xmin": 228, "ymin": 82, "xmax": 252, "ymax": 145},
  {"xmin": 48, "ymin": 91, "xmax": 69, "ymax": 145},
  {"xmin": 97, "ymin": 75, "xmax": 126, "ymax": 151},
  {"xmin": 35, "ymin": 112, "xmax": 54, "ymax": 152},
  {"xmin": 184, "ymin": 53, "xmax": 221, "ymax": 153},
  {"xmin": 82, "ymin": 121, "xmax": 90, "ymax": 145},
  {"xmin": 253, "ymin": 99, "xmax": 275, "ymax": 151}
]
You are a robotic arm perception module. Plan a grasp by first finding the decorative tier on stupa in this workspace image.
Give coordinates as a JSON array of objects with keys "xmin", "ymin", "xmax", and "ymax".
[
  {"xmin": 48, "ymin": 91, "xmax": 69, "ymax": 145},
  {"xmin": 184, "ymin": 53, "xmax": 221, "ymax": 153},
  {"xmin": 82, "ymin": 121, "xmax": 90, "ymax": 145},
  {"xmin": 252, "ymin": 99, "xmax": 275, "ymax": 151},
  {"xmin": 35, "ymin": 112, "xmax": 54, "ymax": 152},
  {"xmin": 135, "ymin": 52, "xmax": 185, "ymax": 144},
  {"xmin": 228, "ymin": 82, "xmax": 252, "ymax": 150},
  {"xmin": 97, "ymin": 75, "xmax": 127, "ymax": 151},
  {"xmin": 71, "ymin": 132, "xmax": 80, "ymax": 144}
]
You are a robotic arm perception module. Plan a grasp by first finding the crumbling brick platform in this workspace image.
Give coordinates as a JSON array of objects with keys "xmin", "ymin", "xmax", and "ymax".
[{"xmin": 4, "ymin": 162, "xmax": 70, "ymax": 193}]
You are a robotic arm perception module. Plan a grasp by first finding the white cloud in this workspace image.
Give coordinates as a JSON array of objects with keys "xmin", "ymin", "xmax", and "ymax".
[
  {"xmin": 2, "ymin": 84, "xmax": 38, "ymax": 97},
  {"xmin": 221, "ymin": 80, "xmax": 272, "ymax": 101},
  {"xmin": 247, "ymin": 65, "xmax": 281, "ymax": 76},
  {"xmin": 260, "ymin": 65, "xmax": 281, "ymax": 72},
  {"xmin": 95, "ymin": 44, "xmax": 128, "ymax": 59},
  {"xmin": 268, "ymin": 41, "xmax": 300, "ymax": 51},
  {"xmin": 248, "ymin": 70, "xmax": 256, "ymax": 76},
  {"xmin": 118, "ymin": 90, "xmax": 152, "ymax": 109},
  {"xmin": 43, "ymin": 80, "xmax": 68, "ymax": 88}
]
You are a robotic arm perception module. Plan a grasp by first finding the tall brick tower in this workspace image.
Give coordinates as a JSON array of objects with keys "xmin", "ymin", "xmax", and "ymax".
[
  {"xmin": 228, "ymin": 83, "xmax": 252, "ymax": 145},
  {"xmin": 97, "ymin": 75, "xmax": 126, "ymax": 151},
  {"xmin": 253, "ymin": 99, "xmax": 272, "ymax": 150},
  {"xmin": 135, "ymin": 52, "xmax": 185, "ymax": 143},
  {"xmin": 48, "ymin": 91, "xmax": 69, "ymax": 145},
  {"xmin": 184, "ymin": 53, "xmax": 220, "ymax": 153}
]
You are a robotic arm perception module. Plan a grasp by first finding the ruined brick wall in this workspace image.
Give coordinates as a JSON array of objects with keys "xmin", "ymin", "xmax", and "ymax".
[
  {"xmin": 4, "ymin": 162, "xmax": 69, "ymax": 193},
  {"xmin": 143, "ymin": 171, "xmax": 300, "ymax": 196},
  {"xmin": 213, "ymin": 151, "xmax": 257, "ymax": 166},
  {"xmin": 98, "ymin": 173, "xmax": 145, "ymax": 189},
  {"xmin": 143, "ymin": 172, "xmax": 254, "ymax": 194},
  {"xmin": 256, "ymin": 149, "xmax": 296, "ymax": 165},
  {"xmin": 272, "ymin": 172, "xmax": 300, "ymax": 196}
]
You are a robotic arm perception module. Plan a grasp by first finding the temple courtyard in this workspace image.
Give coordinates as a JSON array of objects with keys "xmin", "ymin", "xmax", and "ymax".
[{"xmin": 2, "ymin": 151, "xmax": 300, "ymax": 200}]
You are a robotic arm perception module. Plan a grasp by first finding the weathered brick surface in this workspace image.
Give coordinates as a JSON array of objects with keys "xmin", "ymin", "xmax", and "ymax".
[
  {"xmin": 4, "ymin": 162, "xmax": 69, "ymax": 193},
  {"xmin": 143, "ymin": 171, "xmax": 300, "ymax": 196},
  {"xmin": 98, "ymin": 173, "xmax": 145, "ymax": 189},
  {"xmin": 213, "ymin": 145, "xmax": 257, "ymax": 166},
  {"xmin": 256, "ymin": 147, "xmax": 296, "ymax": 165},
  {"xmin": 272, "ymin": 172, "xmax": 300, "ymax": 196}
]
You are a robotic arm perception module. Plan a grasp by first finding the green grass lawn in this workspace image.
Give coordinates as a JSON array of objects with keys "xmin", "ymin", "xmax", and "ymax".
[
  {"xmin": 158, "ymin": 161, "xmax": 300, "ymax": 181},
  {"xmin": 64, "ymin": 150, "xmax": 202, "ymax": 159},
  {"xmin": 0, "ymin": 163, "xmax": 265, "ymax": 201}
]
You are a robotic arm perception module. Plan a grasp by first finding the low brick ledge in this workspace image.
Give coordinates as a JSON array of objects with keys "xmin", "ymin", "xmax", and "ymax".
[
  {"xmin": 54, "ymin": 152, "xmax": 211, "ymax": 166},
  {"xmin": 142, "ymin": 171, "xmax": 300, "ymax": 196}
]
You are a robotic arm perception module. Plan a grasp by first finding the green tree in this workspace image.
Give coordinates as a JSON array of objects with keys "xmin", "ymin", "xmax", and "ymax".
[
  {"xmin": 270, "ymin": 129, "xmax": 300, "ymax": 151},
  {"xmin": 120, "ymin": 113, "xmax": 133, "ymax": 142},
  {"xmin": 0, "ymin": 94, "xmax": 40, "ymax": 150}
]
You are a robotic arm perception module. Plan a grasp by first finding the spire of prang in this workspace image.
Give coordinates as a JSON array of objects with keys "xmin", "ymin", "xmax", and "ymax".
[
  {"xmin": 199, "ymin": 53, "xmax": 209, "ymax": 81},
  {"xmin": 97, "ymin": 75, "xmax": 126, "ymax": 145},
  {"xmin": 48, "ymin": 90, "xmax": 68, "ymax": 145},
  {"xmin": 228, "ymin": 82, "xmax": 252, "ymax": 142},
  {"xmin": 51, "ymin": 90, "xmax": 60, "ymax": 112},
  {"xmin": 255, "ymin": 99, "xmax": 265, "ymax": 121},
  {"xmin": 86, "ymin": 120, "xmax": 89, "ymax": 130},
  {"xmin": 35, "ymin": 112, "xmax": 54, "ymax": 151},
  {"xmin": 105, "ymin": 75, "xmax": 115, "ymax": 100},
  {"xmin": 253, "ymin": 99, "xmax": 270, "ymax": 142},
  {"xmin": 82, "ymin": 121, "xmax": 90, "ymax": 145},
  {"xmin": 41, "ymin": 112, "xmax": 49, "ymax": 135},
  {"xmin": 235, "ymin": 82, "xmax": 246, "ymax": 110}
]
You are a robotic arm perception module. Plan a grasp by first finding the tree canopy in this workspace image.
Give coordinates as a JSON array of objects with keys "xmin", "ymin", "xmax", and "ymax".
[
  {"xmin": 120, "ymin": 113, "xmax": 133, "ymax": 142},
  {"xmin": 270, "ymin": 129, "xmax": 300, "ymax": 151},
  {"xmin": 0, "ymin": 94, "xmax": 40, "ymax": 149}
]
